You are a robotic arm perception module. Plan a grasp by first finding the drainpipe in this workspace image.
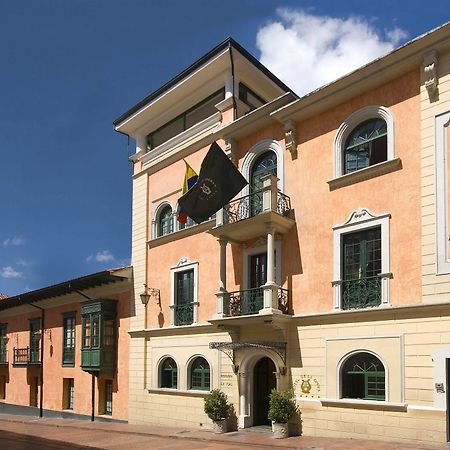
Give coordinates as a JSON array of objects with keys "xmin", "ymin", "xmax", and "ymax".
[
  {"xmin": 30, "ymin": 303, "xmax": 45, "ymax": 418},
  {"xmin": 228, "ymin": 41, "xmax": 237, "ymax": 121}
]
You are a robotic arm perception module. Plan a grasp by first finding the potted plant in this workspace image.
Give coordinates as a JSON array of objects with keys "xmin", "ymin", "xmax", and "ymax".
[
  {"xmin": 204, "ymin": 389, "xmax": 230, "ymax": 433},
  {"xmin": 267, "ymin": 388, "xmax": 297, "ymax": 439}
]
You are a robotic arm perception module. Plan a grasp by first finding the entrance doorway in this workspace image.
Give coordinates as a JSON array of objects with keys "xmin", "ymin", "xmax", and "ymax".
[{"xmin": 253, "ymin": 357, "xmax": 276, "ymax": 426}]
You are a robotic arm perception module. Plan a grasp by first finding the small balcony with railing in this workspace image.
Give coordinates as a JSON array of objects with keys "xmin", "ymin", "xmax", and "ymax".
[
  {"xmin": 13, "ymin": 347, "xmax": 40, "ymax": 366},
  {"xmin": 209, "ymin": 173, "xmax": 295, "ymax": 243}
]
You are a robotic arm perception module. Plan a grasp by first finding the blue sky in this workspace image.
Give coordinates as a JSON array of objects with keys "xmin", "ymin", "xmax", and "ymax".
[{"xmin": 0, "ymin": 0, "xmax": 448, "ymax": 295}]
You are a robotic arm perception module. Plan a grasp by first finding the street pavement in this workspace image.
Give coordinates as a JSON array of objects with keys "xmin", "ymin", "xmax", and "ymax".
[{"xmin": 0, "ymin": 412, "xmax": 449, "ymax": 450}]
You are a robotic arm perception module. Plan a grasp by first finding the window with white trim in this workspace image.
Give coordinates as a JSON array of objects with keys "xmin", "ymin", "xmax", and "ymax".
[
  {"xmin": 333, "ymin": 106, "xmax": 395, "ymax": 179},
  {"xmin": 341, "ymin": 352, "xmax": 386, "ymax": 401},
  {"xmin": 157, "ymin": 204, "xmax": 174, "ymax": 237},
  {"xmin": 170, "ymin": 258, "xmax": 199, "ymax": 326},
  {"xmin": 159, "ymin": 357, "xmax": 178, "ymax": 389},
  {"xmin": 189, "ymin": 356, "xmax": 210, "ymax": 391},
  {"xmin": 436, "ymin": 111, "xmax": 450, "ymax": 274},
  {"xmin": 333, "ymin": 208, "xmax": 391, "ymax": 310}
]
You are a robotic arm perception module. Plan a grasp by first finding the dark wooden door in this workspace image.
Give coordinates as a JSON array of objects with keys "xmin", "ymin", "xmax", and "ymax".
[{"xmin": 253, "ymin": 357, "xmax": 276, "ymax": 426}]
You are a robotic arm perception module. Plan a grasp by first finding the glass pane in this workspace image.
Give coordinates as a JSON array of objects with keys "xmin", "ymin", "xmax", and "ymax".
[
  {"xmin": 92, "ymin": 314, "xmax": 100, "ymax": 347},
  {"xmin": 149, "ymin": 116, "xmax": 184, "ymax": 149},
  {"xmin": 161, "ymin": 358, "xmax": 177, "ymax": 388},
  {"xmin": 83, "ymin": 317, "xmax": 91, "ymax": 348},
  {"xmin": 176, "ymin": 270, "xmax": 194, "ymax": 305},
  {"xmin": 104, "ymin": 318, "xmax": 114, "ymax": 346},
  {"xmin": 344, "ymin": 119, "xmax": 387, "ymax": 174},
  {"xmin": 158, "ymin": 206, "xmax": 173, "ymax": 236},
  {"xmin": 185, "ymin": 91, "xmax": 224, "ymax": 129}
]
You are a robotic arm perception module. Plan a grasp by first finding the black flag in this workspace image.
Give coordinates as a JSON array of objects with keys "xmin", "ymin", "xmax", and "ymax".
[{"xmin": 178, "ymin": 142, "xmax": 248, "ymax": 224}]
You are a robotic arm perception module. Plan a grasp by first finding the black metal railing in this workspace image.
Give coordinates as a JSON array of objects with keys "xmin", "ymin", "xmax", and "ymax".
[
  {"xmin": 223, "ymin": 191, "xmax": 292, "ymax": 225},
  {"xmin": 278, "ymin": 287, "xmax": 291, "ymax": 314},
  {"xmin": 174, "ymin": 303, "xmax": 194, "ymax": 326},
  {"xmin": 229, "ymin": 288, "xmax": 264, "ymax": 316},
  {"xmin": 227, "ymin": 287, "xmax": 291, "ymax": 316},
  {"xmin": 342, "ymin": 276, "xmax": 381, "ymax": 310},
  {"xmin": 276, "ymin": 192, "xmax": 292, "ymax": 216}
]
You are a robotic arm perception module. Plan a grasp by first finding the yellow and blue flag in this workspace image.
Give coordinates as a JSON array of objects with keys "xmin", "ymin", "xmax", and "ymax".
[{"xmin": 177, "ymin": 161, "xmax": 198, "ymax": 224}]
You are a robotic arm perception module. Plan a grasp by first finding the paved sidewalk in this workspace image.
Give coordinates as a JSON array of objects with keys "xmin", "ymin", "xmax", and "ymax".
[{"xmin": 0, "ymin": 412, "xmax": 449, "ymax": 450}]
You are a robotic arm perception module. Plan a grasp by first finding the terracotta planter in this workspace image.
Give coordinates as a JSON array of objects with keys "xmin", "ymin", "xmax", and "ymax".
[
  {"xmin": 272, "ymin": 422, "xmax": 289, "ymax": 439},
  {"xmin": 212, "ymin": 419, "xmax": 228, "ymax": 434}
]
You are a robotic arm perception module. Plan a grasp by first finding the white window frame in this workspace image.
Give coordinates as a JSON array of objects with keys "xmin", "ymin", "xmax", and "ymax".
[
  {"xmin": 170, "ymin": 257, "xmax": 199, "ymax": 326},
  {"xmin": 157, "ymin": 355, "xmax": 179, "ymax": 390},
  {"xmin": 337, "ymin": 350, "xmax": 389, "ymax": 402},
  {"xmin": 332, "ymin": 207, "xmax": 391, "ymax": 310},
  {"xmin": 333, "ymin": 105, "xmax": 395, "ymax": 178},
  {"xmin": 186, "ymin": 354, "xmax": 212, "ymax": 391},
  {"xmin": 240, "ymin": 139, "xmax": 285, "ymax": 196},
  {"xmin": 436, "ymin": 111, "xmax": 450, "ymax": 274}
]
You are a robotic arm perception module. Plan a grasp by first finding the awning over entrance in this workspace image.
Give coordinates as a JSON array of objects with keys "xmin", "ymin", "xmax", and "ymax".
[{"xmin": 209, "ymin": 341, "xmax": 287, "ymax": 374}]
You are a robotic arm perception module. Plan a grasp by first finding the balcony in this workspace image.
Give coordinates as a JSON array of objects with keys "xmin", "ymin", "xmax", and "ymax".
[
  {"xmin": 209, "ymin": 174, "xmax": 295, "ymax": 243},
  {"xmin": 227, "ymin": 287, "xmax": 291, "ymax": 316},
  {"xmin": 13, "ymin": 347, "xmax": 40, "ymax": 365}
]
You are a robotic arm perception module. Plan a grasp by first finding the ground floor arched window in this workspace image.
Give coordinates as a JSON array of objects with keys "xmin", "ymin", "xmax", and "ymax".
[{"xmin": 341, "ymin": 352, "xmax": 385, "ymax": 401}]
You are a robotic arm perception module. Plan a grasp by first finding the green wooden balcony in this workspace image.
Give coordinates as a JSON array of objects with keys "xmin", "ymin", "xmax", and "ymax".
[{"xmin": 80, "ymin": 299, "xmax": 117, "ymax": 375}]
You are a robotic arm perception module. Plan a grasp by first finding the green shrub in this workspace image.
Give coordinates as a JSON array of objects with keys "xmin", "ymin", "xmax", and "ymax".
[
  {"xmin": 267, "ymin": 389, "xmax": 296, "ymax": 423},
  {"xmin": 204, "ymin": 389, "xmax": 230, "ymax": 421}
]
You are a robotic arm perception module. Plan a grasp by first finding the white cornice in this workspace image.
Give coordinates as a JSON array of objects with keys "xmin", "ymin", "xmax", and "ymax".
[{"xmin": 271, "ymin": 22, "xmax": 450, "ymax": 124}]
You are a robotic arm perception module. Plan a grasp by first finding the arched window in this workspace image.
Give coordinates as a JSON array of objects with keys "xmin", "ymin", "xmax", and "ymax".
[
  {"xmin": 190, "ymin": 356, "xmax": 210, "ymax": 391},
  {"xmin": 341, "ymin": 352, "xmax": 385, "ymax": 401},
  {"xmin": 333, "ymin": 105, "xmax": 395, "ymax": 180},
  {"xmin": 343, "ymin": 119, "xmax": 387, "ymax": 174},
  {"xmin": 160, "ymin": 357, "xmax": 177, "ymax": 389},
  {"xmin": 157, "ymin": 205, "xmax": 173, "ymax": 237},
  {"xmin": 249, "ymin": 151, "xmax": 277, "ymax": 215}
]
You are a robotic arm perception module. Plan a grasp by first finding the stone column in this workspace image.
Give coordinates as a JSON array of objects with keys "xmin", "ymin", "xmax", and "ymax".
[{"xmin": 215, "ymin": 237, "xmax": 229, "ymax": 318}]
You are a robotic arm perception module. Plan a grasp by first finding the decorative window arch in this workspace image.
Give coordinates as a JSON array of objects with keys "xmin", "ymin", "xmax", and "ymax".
[
  {"xmin": 333, "ymin": 105, "xmax": 395, "ymax": 178},
  {"xmin": 241, "ymin": 139, "xmax": 284, "ymax": 196},
  {"xmin": 188, "ymin": 356, "xmax": 211, "ymax": 391},
  {"xmin": 339, "ymin": 351, "xmax": 386, "ymax": 401},
  {"xmin": 159, "ymin": 356, "xmax": 178, "ymax": 389},
  {"xmin": 153, "ymin": 202, "xmax": 174, "ymax": 238}
]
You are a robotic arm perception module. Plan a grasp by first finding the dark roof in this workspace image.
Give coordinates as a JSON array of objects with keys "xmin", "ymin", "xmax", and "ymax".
[
  {"xmin": 0, "ymin": 268, "xmax": 130, "ymax": 311},
  {"xmin": 113, "ymin": 37, "xmax": 295, "ymax": 128}
]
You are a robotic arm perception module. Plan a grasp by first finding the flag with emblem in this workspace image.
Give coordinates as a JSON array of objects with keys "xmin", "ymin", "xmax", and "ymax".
[{"xmin": 177, "ymin": 142, "xmax": 248, "ymax": 224}]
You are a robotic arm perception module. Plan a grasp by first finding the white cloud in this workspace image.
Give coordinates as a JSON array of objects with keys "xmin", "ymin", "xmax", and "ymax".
[
  {"xmin": 1, "ymin": 266, "xmax": 23, "ymax": 279},
  {"xmin": 256, "ymin": 9, "xmax": 409, "ymax": 96},
  {"xmin": 86, "ymin": 250, "xmax": 115, "ymax": 263},
  {"xmin": 2, "ymin": 236, "xmax": 25, "ymax": 247},
  {"xmin": 16, "ymin": 258, "xmax": 32, "ymax": 267}
]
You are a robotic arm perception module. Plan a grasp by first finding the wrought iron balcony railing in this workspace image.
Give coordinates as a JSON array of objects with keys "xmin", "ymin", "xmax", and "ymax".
[
  {"xmin": 226, "ymin": 287, "xmax": 291, "ymax": 317},
  {"xmin": 13, "ymin": 347, "xmax": 40, "ymax": 365},
  {"xmin": 342, "ymin": 276, "xmax": 381, "ymax": 310},
  {"xmin": 223, "ymin": 191, "xmax": 291, "ymax": 225},
  {"xmin": 174, "ymin": 303, "xmax": 194, "ymax": 326}
]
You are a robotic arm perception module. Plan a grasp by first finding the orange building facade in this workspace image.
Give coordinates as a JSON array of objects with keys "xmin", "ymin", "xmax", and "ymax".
[
  {"xmin": 115, "ymin": 24, "xmax": 450, "ymax": 445},
  {"xmin": 0, "ymin": 267, "xmax": 132, "ymax": 421}
]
